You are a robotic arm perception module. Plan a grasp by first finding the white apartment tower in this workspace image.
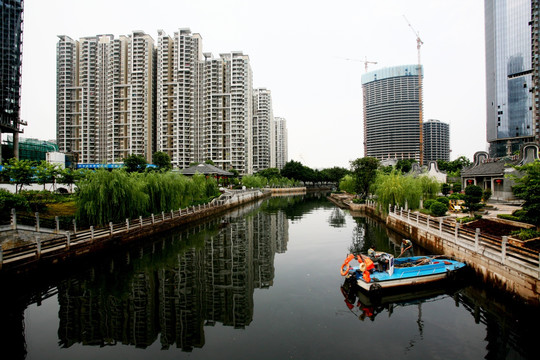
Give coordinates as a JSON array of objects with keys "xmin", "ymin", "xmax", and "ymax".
[
  {"xmin": 273, "ymin": 117, "xmax": 288, "ymax": 170},
  {"xmin": 56, "ymin": 31, "xmax": 155, "ymax": 164},
  {"xmin": 203, "ymin": 52, "xmax": 253, "ymax": 174},
  {"xmin": 156, "ymin": 29, "xmax": 203, "ymax": 168},
  {"xmin": 253, "ymin": 88, "xmax": 274, "ymax": 172}
]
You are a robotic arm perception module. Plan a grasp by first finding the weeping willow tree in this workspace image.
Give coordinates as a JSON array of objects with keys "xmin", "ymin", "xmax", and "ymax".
[
  {"xmin": 374, "ymin": 170, "xmax": 422, "ymax": 212},
  {"xmin": 76, "ymin": 169, "xmax": 149, "ymax": 226},
  {"xmin": 418, "ymin": 175, "xmax": 441, "ymax": 200},
  {"xmin": 76, "ymin": 170, "xmax": 220, "ymax": 226},
  {"xmin": 144, "ymin": 171, "xmax": 189, "ymax": 213}
]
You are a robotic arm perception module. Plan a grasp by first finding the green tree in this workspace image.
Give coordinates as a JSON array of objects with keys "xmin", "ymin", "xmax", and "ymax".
[
  {"xmin": 418, "ymin": 175, "xmax": 440, "ymax": 200},
  {"xmin": 3, "ymin": 158, "xmax": 35, "ymax": 193},
  {"xmin": 441, "ymin": 183, "xmax": 451, "ymax": 196},
  {"xmin": 350, "ymin": 157, "xmax": 379, "ymax": 199},
  {"xmin": 463, "ymin": 185, "xmax": 483, "ymax": 215},
  {"xmin": 339, "ymin": 174, "xmax": 355, "ymax": 193},
  {"xmin": 256, "ymin": 168, "xmax": 281, "ymax": 180},
  {"xmin": 153, "ymin": 151, "xmax": 172, "ymax": 171},
  {"xmin": 281, "ymin": 160, "xmax": 308, "ymax": 182},
  {"xmin": 76, "ymin": 169, "xmax": 149, "ymax": 225},
  {"xmin": 430, "ymin": 201, "xmax": 448, "ymax": 217},
  {"xmin": 123, "ymin": 154, "xmax": 147, "ymax": 173},
  {"xmin": 321, "ymin": 167, "xmax": 350, "ymax": 185},
  {"xmin": 395, "ymin": 159, "xmax": 417, "ymax": 174},
  {"xmin": 35, "ymin": 161, "xmax": 61, "ymax": 190},
  {"xmin": 510, "ymin": 160, "xmax": 540, "ymax": 225}
]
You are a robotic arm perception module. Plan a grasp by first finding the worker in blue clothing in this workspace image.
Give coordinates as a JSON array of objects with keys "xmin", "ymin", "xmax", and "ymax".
[{"xmin": 400, "ymin": 238, "xmax": 414, "ymax": 257}]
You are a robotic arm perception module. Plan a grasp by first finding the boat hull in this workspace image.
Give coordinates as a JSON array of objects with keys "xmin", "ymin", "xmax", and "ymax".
[{"xmin": 346, "ymin": 255, "xmax": 466, "ymax": 293}]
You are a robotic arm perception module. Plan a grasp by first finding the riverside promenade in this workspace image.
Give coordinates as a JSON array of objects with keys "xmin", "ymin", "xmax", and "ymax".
[
  {"xmin": 0, "ymin": 189, "xmax": 280, "ymax": 275},
  {"xmin": 355, "ymin": 200, "xmax": 539, "ymax": 305}
]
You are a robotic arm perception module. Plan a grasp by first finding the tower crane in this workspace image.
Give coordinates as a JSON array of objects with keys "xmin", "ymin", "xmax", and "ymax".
[
  {"xmin": 337, "ymin": 56, "xmax": 378, "ymax": 72},
  {"xmin": 403, "ymin": 15, "xmax": 424, "ymax": 165}
]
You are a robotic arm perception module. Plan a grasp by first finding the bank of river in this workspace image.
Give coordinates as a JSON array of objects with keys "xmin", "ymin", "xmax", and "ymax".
[{"xmin": 0, "ymin": 194, "xmax": 537, "ymax": 359}]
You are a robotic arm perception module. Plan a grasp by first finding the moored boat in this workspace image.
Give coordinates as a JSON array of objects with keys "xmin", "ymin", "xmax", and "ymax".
[{"xmin": 340, "ymin": 252, "xmax": 466, "ymax": 295}]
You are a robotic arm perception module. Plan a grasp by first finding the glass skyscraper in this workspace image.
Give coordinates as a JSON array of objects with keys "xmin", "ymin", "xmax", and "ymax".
[
  {"xmin": 485, "ymin": 0, "xmax": 538, "ymax": 157},
  {"xmin": 0, "ymin": 0, "xmax": 24, "ymax": 149}
]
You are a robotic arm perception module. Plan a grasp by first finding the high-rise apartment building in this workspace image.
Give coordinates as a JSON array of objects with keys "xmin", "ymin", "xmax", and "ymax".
[
  {"xmin": 202, "ymin": 52, "xmax": 253, "ymax": 174},
  {"xmin": 253, "ymin": 88, "xmax": 273, "ymax": 172},
  {"xmin": 57, "ymin": 29, "xmax": 284, "ymax": 173},
  {"xmin": 273, "ymin": 117, "xmax": 288, "ymax": 170},
  {"xmin": 0, "ymin": 0, "xmax": 24, "ymax": 161},
  {"xmin": 361, "ymin": 65, "xmax": 423, "ymax": 162},
  {"xmin": 423, "ymin": 119, "xmax": 450, "ymax": 162},
  {"xmin": 156, "ymin": 29, "xmax": 202, "ymax": 168},
  {"xmin": 57, "ymin": 32, "xmax": 155, "ymax": 163},
  {"xmin": 485, "ymin": 0, "xmax": 539, "ymax": 157}
]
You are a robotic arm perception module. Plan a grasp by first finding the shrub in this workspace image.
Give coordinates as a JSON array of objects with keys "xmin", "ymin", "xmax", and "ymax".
[
  {"xmin": 458, "ymin": 214, "xmax": 482, "ymax": 223},
  {"xmin": 423, "ymin": 199, "xmax": 436, "ymax": 210},
  {"xmin": 352, "ymin": 198, "xmax": 365, "ymax": 204},
  {"xmin": 430, "ymin": 201, "xmax": 448, "ymax": 217},
  {"xmin": 20, "ymin": 190, "xmax": 55, "ymax": 212},
  {"xmin": 448, "ymin": 193, "xmax": 464, "ymax": 200},
  {"xmin": 436, "ymin": 197, "xmax": 450, "ymax": 206},
  {"xmin": 511, "ymin": 229, "xmax": 540, "ymax": 240},
  {"xmin": 483, "ymin": 188, "xmax": 492, "ymax": 203},
  {"xmin": 497, "ymin": 214, "xmax": 521, "ymax": 222},
  {"xmin": 0, "ymin": 189, "xmax": 30, "ymax": 219}
]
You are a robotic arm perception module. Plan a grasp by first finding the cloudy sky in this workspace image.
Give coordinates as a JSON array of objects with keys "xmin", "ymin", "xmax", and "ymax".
[{"xmin": 19, "ymin": 0, "xmax": 486, "ymax": 169}]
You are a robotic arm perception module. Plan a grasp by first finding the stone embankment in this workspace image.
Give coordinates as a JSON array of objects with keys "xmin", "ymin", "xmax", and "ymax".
[
  {"xmin": 329, "ymin": 192, "xmax": 539, "ymax": 305},
  {"xmin": 0, "ymin": 189, "xmax": 275, "ymax": 274}
]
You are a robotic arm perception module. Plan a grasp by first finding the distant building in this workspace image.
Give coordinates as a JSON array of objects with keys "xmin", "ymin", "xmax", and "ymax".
[
  {"xmin": 253, "ymin": 88, "xmax": 273, "ymax": 173},
  {"xmin": 202, "ymin": 52, "xmax": 253, "ymax": 174},
  {"xmin": 2, "ymin": 135, "xmax": 58, "ymax": 162},
  {"xmin": 0, "ymin": 0, "xmax": 25, "ymax": 161},
  {"xmin": 273, "ymin": 117, "xmax": 288, "ymax": 170},
  {"xmin": 485, "ymin": 0, "xmax": 539, "ymax": 157},
  {"xmin": 423, "ymin": 119, "xmax": 450, "ymax": 162},
  {"xmin": 361, "ymin": 65, "xmax": 423, "ymax": 163},
  {"xmin": 156, "ymin": 29, "xmax": 203, "ymax": 169},
  {"xmin": 56, "ymin": 32, "xmax": 155, "ymax": 164},
  {"xmin": 461, "ymin": 144, "xmax": 539, "ymax": 202}
]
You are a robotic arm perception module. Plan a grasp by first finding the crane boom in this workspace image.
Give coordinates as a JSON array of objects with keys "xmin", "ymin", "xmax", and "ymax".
[
  {"xmin": 336, "ymin": 56, "xmax": 378, "ymax": 72},
  {"xmin": 403, "ymin": 15, "xmax": 424, "ymax": 165}
]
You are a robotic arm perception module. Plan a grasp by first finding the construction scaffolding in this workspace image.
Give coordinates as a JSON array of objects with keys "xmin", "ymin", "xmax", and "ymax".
[{"xmin": 1, "ymin": 136, "xmax": 58, "ymax": 162}]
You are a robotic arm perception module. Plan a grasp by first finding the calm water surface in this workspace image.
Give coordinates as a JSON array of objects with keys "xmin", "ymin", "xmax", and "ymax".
[{"xmin": 1, "ymin": 194, "xmax": 538, "ymax": 359}]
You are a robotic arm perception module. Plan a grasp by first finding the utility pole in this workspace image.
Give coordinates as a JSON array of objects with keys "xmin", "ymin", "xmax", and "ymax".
[{"xmin": 404, "ymin": 15, "xmax": 424, "ymax": 165}]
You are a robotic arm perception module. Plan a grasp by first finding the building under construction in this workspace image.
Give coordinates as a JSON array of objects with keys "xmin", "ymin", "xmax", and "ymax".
[
  {"xmin": 0, "ymin": 0, "xmax": 25, "ymax": 161},
  {"xmin": 1, "ymin": 136, "xmax": 58, "ymax": 162}
]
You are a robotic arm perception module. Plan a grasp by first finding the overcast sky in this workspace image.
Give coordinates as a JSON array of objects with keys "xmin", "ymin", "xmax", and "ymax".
[{"xmin": 19, "ymin": 0, "xmax": 486, "ymax": 169}]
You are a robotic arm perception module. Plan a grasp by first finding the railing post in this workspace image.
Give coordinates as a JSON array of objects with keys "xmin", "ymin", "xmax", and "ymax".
[
  {"xmin": 109, "ymin": 222, "xmax": 113, "ymax": 236},
  {"xmin": 408, "ymin": 210, "xmax": 410, "ymax": 221},
  {"xmin": 388, "ymin": 203, "xmax": 391, "ymax": 214},
  {"xmin": 455, "ymin": 222, "xmax": 459, "ymax": 242},
  {"xmin": 55, "ymin": 216, "xmax": 60, "ymax": 233},
  {"xmin": 35, "ymin": 212, "xmax": 40, "ymax": 232},
  {"xmin": 11, "ymin": 208, "xmax": 17, "ymax": 230},
  {"xmin": 427, "ymin": 215, "xmax": 430, "ymax": 229},
  {"xmin": 126, "ymin": 219, "xmax": 130, "ymax": 230},
  {"xmin": 151, "ymin": 213, "xmax": 155, "ymax": 224},
  {"xmin": 36, "ymin": 236, "xmax": 41, "ymax": 259},
  {"xmin": 66, "ymin": 231, "xmax": 71, "ymax": 249},
  {"xmin": 91, "ymin": 226, "xmax": 94, "ymax": 240},
  {"xmin": 416, "ymin": 212, "xmax": 419, "ymax": 224},
  {"xmin": 179, "ymin": 208, "xmax": 182, "ymax": 216},
  {"xmin": 171, "ymin": 210, "xmax": 174, "ymax": 219},
  {"xmin": 139, "ymin": 216, "xmax": 143, "ymax": 228},
  {"xmin": 162, "ymin": 211, "xmax": 165, "ymax": 221},
  {"xmin": 73, "ymin": 219, "xmax": 77, "ymax": 234},
  {"xmin": 475, "ymin": 228, "xmax": 480, "ymax": 252},
  {"xmin": 501, "ymin": 236, "xmax": 508, "ymax": 265},
  {"xmin": 439, "ymin": 218, "xmax": 443, "ymax": 235}
]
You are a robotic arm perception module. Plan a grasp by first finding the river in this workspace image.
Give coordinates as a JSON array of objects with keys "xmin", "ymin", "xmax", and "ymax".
[{"xmin": 0, "ymin": 194, "xmax": 537, "ymax": 359}]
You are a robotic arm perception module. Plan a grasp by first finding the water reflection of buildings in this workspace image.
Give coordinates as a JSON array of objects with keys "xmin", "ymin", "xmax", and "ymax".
[{"xmin": 57, "ymin": 205, "xmax": 289, "ymax": 351}]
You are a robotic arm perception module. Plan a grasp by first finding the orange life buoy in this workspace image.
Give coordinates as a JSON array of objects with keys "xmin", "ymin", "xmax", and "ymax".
[{"xmin": 340, "ymin": 254, "xmax": 355, "ymax": 276}]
